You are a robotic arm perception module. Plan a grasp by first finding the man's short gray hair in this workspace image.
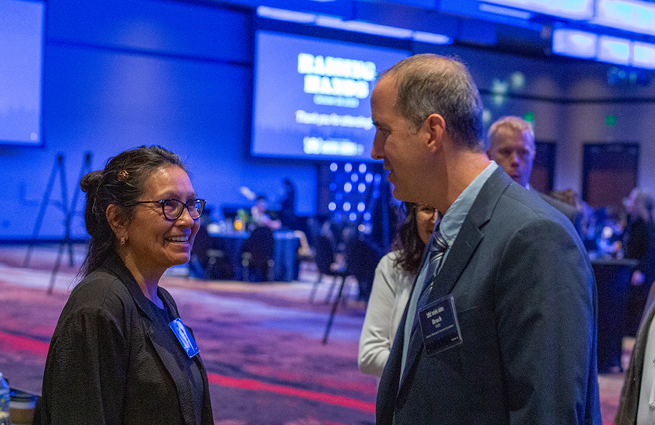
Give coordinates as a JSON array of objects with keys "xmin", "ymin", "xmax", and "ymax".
[
  {"xmin": 487, "ymin": 116, "xmax": 535, "ymax": 150},
  {"xmin": 380, "ymin": 54, "xmax": 484, "ymax": 151}
]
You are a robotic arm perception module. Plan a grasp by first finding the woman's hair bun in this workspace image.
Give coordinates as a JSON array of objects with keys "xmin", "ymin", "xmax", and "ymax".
[{"xmin": 80, "ymin": 170, "xmax": 103, "ymax": 194}]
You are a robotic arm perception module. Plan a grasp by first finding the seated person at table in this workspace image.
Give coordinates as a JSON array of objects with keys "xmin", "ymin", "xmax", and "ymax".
[
  {"xmin": 279, "ymin": 178, "xmax": 297, "ymax": 229},
  {"xmin": 40, "ymin": 145, "xmax": 214, "ymax": 424},
  {"xmin": 250, "ymin": 194, "xmax": 281, "ymax": 230},
  {"xmin": 358, "ymin": 202, "xmax": 437, "ymax": 379}
]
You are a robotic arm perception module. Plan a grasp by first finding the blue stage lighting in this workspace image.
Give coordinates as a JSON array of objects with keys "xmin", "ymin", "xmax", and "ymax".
[
  {"xmin": 552, "ymin": 28, "xmax": 597, "ymax": 59},
  {"xmin": 633, "ymin": 41, "xmax": 655, "ymax": 69},
  {"xmin": 593, "ymin": 0, "xmax": 655, "ymax": 37},
  {"xmin": 482, "ymin": 0, "xmax": 593, "ymax": 20},
  {"xmin": 598, "ymin": 35, "xmax": 630, "ymax": 65}
]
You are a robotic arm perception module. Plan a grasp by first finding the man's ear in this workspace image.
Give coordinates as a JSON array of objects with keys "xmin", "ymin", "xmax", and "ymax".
[
  {"xmin": 106, "ymin": 204, "xmax": 126, "ymax": 241},
  {"xmin": 424, "ymin": 113, "xmax": 446, "ymax": 152}
]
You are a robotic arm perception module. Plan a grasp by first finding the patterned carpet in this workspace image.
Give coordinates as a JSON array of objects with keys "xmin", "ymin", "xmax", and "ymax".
[{"xmin": 0, "ymin": 245, "xmax": 629, "ymax": 424}]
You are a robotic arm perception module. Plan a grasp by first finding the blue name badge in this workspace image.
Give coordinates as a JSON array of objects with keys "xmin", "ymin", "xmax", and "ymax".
[
  {"xmin": 417, "ymin": 294, "xmax": 463, "ymax": 356},
  {"xmin": 169, "ymin": 318, "xmax": 200, "ymax": 359}
]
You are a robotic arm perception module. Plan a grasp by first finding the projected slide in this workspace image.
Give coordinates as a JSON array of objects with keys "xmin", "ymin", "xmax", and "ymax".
[
  {"xmin": 252, "ymin": 31, "xmax": 408, "ymax": 161},
  {"xmin": 0, "ymin": 0, "xmax": 44, "ymax": 146}
]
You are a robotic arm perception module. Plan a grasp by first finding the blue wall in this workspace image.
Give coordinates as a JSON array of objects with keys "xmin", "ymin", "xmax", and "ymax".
[
  {"xmin": 3, "ymin": 0, "xmax": 319, "ymax": 240},
  {"xmin": 3, "ymin": 0, "xmax": 655, "ymax": 241}
]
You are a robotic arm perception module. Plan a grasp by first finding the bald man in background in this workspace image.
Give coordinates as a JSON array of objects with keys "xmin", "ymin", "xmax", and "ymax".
[{"xmin": 487, "ymin": 116, "xmax": 578, "ymax": 225}]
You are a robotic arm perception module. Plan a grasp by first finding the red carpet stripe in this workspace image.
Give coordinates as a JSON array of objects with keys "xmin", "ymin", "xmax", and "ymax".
[
  {"xmin": 207, "ymin": 373, "xmax": 376, "ymax": 414},
  {"xmin": 0, "ymin": 331, "xmax": 49, "ymax": 355},
  {"xmin": 0, "ymin": 331, "xmax": 376, "ymax": 415}
]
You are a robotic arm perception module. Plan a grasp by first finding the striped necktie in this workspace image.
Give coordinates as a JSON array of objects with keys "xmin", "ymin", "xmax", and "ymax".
[
  {"xmin": 417, "ymin": 228, "xmax": 449, "ymax": 306},
  {"xmin": 400, "ymin": 227, "xmax": 450, "ymax": 380}
]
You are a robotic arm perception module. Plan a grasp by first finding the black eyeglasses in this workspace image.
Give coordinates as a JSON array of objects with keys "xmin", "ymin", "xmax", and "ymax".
[
  {"xmin": 136, "ymin": 199, "xmax": 205, "ymax": 221},
  {"xmin": 416, "ymin": 203, "xmax": 437, "ymax": 219}
]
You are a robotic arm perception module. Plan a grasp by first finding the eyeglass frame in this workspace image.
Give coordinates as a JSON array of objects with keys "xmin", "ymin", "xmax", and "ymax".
[
  {"xmin": 135, "ymin": 198, "xmax": 206, "ymax": 221},
  {"xmin": 416, "ymin": 203, "xmax": 438, "ymax": 220}
]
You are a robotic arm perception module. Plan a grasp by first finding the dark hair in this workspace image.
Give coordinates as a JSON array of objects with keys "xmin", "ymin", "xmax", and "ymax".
[
  {"xmin": 381, "ymin": 53, "xmax": 484, "ymax": 151},
  {"xmin": 79, "ymin": 145, "xmax": 186, "ymax": 276},
  {"xmin": 391, "ymin": 202, "xmax": 427, "ymax": 275}
]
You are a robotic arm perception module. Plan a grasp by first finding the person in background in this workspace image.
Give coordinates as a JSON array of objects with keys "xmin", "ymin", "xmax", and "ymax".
[
  {"xmin": 279, "ymin": 178, "xmax": 296, "ymax": 229},
  {"xmin": 371, "ymin": 54, "xmax": 599, "ymax": 424},
  {"xmin": 250, "ymin": 194, "xmax": 281, "ymax": 230},
  {"xmin": 616, "ymin": 262, "xmax": 655, "ymax": 424},
  {"xmin": 595, "ymin": 206, "xmax": 624, "ymax": 258},
  {"xmin": 486, "ymin": 115, "xmax": 578, "ymax": 225},
  {"xmin": 358, "ymin": 202, "xmax": 437, "ymax": 379},
  {"xmin": 624, "ymin": 188, "xmax": 655, "ymax": 336},
  {"xmin": 40, "ymin": 146, "xmax": 214, "ymax": 424}
]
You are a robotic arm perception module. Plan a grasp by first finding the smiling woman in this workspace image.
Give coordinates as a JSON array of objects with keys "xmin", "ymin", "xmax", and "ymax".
[{"xmin": 40, "ymin": 145, "xmax": 214, "ymax": 425}]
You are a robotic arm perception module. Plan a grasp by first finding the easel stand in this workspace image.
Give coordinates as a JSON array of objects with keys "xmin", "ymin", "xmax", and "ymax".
[
  {"xmin": 23, "ymin": 154, "xmax": 68, "ymax": 268},
  {"xmin": 22, "ymin": 152, "xmax": 92, "ymax": 294},
  {"xmin": 47, "ymin": 152, "xmax": 92, "ymax": 294}
]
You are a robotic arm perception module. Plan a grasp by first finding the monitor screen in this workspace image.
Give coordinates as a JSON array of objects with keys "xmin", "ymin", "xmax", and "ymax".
[
  {"xmin": 251, "ymin": 30, "xmax": 408, "ymax": 162},
  {"xmin": 0, "ymin": 0, "xmax": 45, "ymax": 146}
]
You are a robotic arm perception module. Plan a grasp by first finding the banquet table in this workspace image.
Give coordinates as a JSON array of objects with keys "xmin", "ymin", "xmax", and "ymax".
[{"xmin": 206, "ymin": 228, "xmax": 300, "ymax": 282}]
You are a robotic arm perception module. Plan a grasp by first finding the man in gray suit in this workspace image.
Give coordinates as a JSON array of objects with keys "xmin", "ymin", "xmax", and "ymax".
[
  {"xmin": 486, "ymin": 115, "xmax": 578, "ymax": 224},
  {"xmin": 371, "ymin": 54, "xmax": 600, "ymax": 424}
]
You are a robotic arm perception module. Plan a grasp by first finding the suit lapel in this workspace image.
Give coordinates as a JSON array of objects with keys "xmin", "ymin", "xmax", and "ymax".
[{"xmin": 398, "ymin": 168, "xmax": 512, "ymax": 393}]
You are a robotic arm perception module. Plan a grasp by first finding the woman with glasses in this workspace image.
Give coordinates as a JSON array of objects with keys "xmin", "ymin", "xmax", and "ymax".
[
  {"xmin": 358, "ymin": 202, "xmax": 437, "ymax": 379},
  {"xmin": 41, "ymin": 145, "xmax": 214, "ymax": 424}
]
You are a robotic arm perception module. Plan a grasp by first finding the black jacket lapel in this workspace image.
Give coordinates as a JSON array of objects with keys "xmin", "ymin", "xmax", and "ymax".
[{"xmin": 104, "ymin": 254, "xmax": 199, "ymax": 425}]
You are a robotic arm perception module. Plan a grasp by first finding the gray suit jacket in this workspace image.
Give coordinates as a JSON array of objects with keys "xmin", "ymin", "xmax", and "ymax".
[
  {"xmin": 376, "ymin": 168, "xmax": 601, "ymax": 425},
  {"xmin": 537, "ymin": 191, "xmax": 578, "ymax": 226}
]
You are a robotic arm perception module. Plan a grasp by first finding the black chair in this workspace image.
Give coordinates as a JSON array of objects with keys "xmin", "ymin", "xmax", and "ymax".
[
  {"xmin": 322, "ymin": 237, "xmax": 381, "ymax": 344},
  {"xmin": 189, "ymin": 225, "xmax": 232, "ymax": 280},
  {"xmin": 241, "ymin": 226, "xmax": 275, "ymax": 282},
  {"xmin": 309, "ymin": 234, "xmax": 350, "ymax": 303},
  {"xmin": 345, "ymin": 238, "xmax": 382, "ymax": 302}
]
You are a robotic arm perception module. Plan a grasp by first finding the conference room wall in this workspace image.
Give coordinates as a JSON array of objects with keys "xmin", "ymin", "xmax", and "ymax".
[
  {"xmin": 557, "ymin": 60, "xmax": 655, "ymax": 196},
  {"xmin": 1, "ymin": 0, "xmax": 319, "ymax": 240},
  {"xmin": 418, "ymin": 43, "xmax": 655, "ymax": 197},
  {"xmin": 2, "ymin": 0, "xmax": 654, "ymax": 241},
  {"xmin": 560, "ymin": 101, "xmax": 655, "ymax": 195}
]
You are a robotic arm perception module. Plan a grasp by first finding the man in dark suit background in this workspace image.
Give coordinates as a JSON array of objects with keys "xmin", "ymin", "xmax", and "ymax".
[
  {"xmin": 486, "ymin": 115, "xmax": 578, "ymax": 225},
  {"xmin": 370, "ymin": 54, "xmax": 600, "ymax": 424}
]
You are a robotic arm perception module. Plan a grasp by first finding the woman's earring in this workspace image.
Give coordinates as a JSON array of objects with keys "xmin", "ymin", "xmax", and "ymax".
[{"xmin": 120, "ymin": 237, "xmax": 126, "ymax": 246}]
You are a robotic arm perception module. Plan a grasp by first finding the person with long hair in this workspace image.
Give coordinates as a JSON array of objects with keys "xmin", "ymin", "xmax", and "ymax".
[
  {"xmin": 41, "ymin": 146, "xmax": 214, "ymax": 424},
  {"xmin": 358, "ymin": 202, "xmax": 437, "ymax": 378}
]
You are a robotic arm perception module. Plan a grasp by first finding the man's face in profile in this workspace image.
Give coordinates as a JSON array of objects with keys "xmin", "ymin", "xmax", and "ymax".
[
  {"xmin": 487, "ymin": 127, "xmax": 535, "ymax": 188},
  {"xmin": 371, "ymin": 77, "xmax": 430, "ymax": 203}
]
